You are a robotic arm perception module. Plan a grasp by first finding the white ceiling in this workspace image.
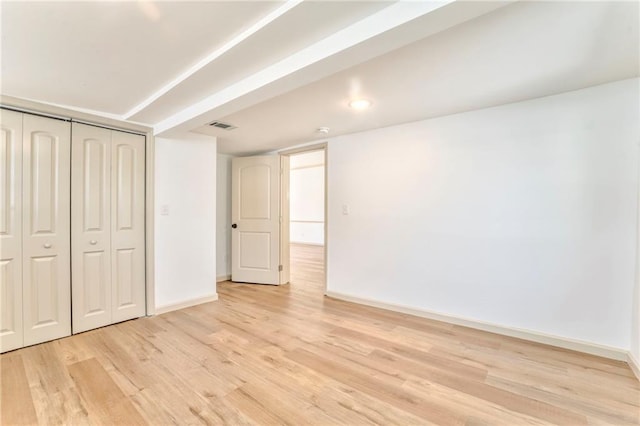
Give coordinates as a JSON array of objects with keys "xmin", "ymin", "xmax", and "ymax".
[
  {"xmin": 2, "ymin": 1, "xmax": 638, "ymax": 155},
  {"xmin": 128, "ymin": 1, "xmax": 395, "ymax": 124},
  {"xmin": 198, "ymin": 1, "xmax": 640, "ymax": 154},
  {"xmin": 0, "ymin": 1, "xmax": 282, "ymax": 115}
]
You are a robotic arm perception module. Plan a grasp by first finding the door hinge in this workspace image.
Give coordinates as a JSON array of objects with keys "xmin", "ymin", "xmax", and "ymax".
[{"xmin": 278, "ymin": 265, "xmax": 283, "ymax": 272}]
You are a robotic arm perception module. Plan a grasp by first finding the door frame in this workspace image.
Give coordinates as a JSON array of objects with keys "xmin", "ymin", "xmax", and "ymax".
[
  {"xmin": 279, "ymin": 143, "xmax": 328, "ymax": 294},
  {"xmin": 0, "ymin": 95, "xmax": 157, "ymax": 315}
]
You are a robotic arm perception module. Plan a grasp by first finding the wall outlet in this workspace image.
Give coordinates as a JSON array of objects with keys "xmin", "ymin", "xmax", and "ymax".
[
  {"xmin": 342, "ymin": 204, "xmax": 349, "ymax": 215},
  {"xmin": 160, "ymin": 204, "xmax": 170, "ymax": 216}
]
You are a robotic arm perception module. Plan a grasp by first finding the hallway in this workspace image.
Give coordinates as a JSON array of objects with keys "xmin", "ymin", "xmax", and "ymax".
[{"xmin": 289, "ymin": 243, "xmax": 325, "ymax": 294}]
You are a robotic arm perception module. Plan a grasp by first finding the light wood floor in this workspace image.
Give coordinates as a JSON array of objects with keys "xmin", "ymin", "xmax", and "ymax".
[{"xmin": 2, "ymin": 243, "xmax": 639, "ymax": 425}]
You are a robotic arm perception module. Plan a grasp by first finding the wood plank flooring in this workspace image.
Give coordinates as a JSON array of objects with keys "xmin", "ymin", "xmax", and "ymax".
[{"xmin": 2, "ymin": 243, "xmax": 639, "ymax": 425}]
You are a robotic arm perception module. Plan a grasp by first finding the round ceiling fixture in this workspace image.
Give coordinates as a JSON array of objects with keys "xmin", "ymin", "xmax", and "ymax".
[{"xmin": 348, "ymin": 99, "xmax": 372, "ymax": 110}]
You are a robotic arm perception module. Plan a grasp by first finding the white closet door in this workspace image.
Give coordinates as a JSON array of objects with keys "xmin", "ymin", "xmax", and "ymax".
[
  {"xmin": 22, "ymin": 114, "xmax": 71, "ymax": 346},
  {"xmin": 0, "ymin": 109, "xmax": 24, "ymax": 352},
  {"xmin": 110, "ymin": 131, "xmax": 145, "ymax": 323},
  {"xmin": 71, "ymin": 123, "xmax": 112, "ymax": 333}
]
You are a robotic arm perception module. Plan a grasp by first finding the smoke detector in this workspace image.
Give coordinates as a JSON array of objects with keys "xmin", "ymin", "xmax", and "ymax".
[{"xmin": 316, "ymin": 127, "xmax": 330, "ymax": 134}]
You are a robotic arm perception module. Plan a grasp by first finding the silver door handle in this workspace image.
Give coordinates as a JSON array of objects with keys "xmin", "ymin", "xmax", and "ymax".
[
  {"xmin": 43, "ymin": 243, "xmax": 52, "ymax": 249},
  {"xmin": 90, "ymin": 240, "xmax": 97, "ymax": 245}
]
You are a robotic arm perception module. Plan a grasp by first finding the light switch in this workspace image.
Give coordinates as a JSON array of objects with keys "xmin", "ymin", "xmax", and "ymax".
[
  {"xmin": 342, "ymin": 204, "xmax": 349, "ymax": 215},
  {"xmin": 160, "ymin": 204, "xmax": 170, "ymax": 216}
]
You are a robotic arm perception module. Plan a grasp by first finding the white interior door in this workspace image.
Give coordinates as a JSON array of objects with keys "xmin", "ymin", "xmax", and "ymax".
[
  {"xmin": 22, "ymin": 114, "xmax": 71, "ymax": 346},
  {"xmin": 71, "ymin": 123, "xmax": 112, "ymax": 333},
  {"xmin": 110, "ymin": 130, "xmax": 146, "ymax": 323},
  {"xmin": 231, "ymin": 155, "xmax": 281, "ymax": 285},
  {"xmin": 0, "ymin": 109, "xmax": 24, "ymax": 352}
]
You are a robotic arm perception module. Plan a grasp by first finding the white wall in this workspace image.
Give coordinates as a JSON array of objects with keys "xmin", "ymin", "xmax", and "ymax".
[
  {"xmin": 155, "ymin": 135, "xmax": 217, "ymax": 309},
  {"xmin": 216, "ymin": 154, "xmax": 233, "ymax": 279},
  {"xmin": 633, "ymin": 175, "xmax": 640, "ymax": 362},
  {"xmin": 290, "ymin": 151, "xmax": 325, "ymax": 245},
  {"xmin": 327, "ymin": 78, "xmax": 639, "ymax": 351}
]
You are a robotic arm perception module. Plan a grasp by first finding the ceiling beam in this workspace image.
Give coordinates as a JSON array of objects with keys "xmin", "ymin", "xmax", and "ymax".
[
  {"xmin": 123, "ymin": 0, "xmax": 303, "ymax": 120},
  {"xmin": 153, "ymin": 0, "xmax": 456, "ymax": 136}
]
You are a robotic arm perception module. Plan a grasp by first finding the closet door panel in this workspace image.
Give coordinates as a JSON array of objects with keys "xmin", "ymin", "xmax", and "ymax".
[
  {"xmin": 71, "ymin": 123, "xmax": 112, "ymax": 333},
  {"xmin": 111, "ymin": 131, "xmax": 145, "ymax": 323},
  {"xmin": 22, "ymin": 114, "xmax": 71, "ymax": 346},
  {"xmin": 0, "ymin": 109, "xmax": 23, "ymax": 352}
]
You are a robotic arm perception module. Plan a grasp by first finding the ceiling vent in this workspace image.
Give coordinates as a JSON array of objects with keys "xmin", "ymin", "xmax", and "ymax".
[{"xmin": 208, "ymin": 121, "xmax": 237, "ymax": 131}]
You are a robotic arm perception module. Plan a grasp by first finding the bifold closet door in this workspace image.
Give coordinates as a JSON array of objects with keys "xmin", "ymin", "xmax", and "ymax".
[
  {"xmin": 110, "ymin": 131, "xmax": 145, "ymax": 323},
  {"xmin": 22, "ymin": 114, "xmax": 71, "ymax": 346},
  {"xmin": 72, "ymin": 123, "xmax": 112, "ymax": 333},
  {"xmin": 72, "ymin": 125, "xmax": 145, "ymax": 333},
  {"xmin": 0, "ymin": 109, "xmax": 24, "ymax": 352}
]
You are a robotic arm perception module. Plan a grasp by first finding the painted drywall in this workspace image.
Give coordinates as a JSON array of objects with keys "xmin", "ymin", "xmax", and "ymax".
[
  {"xmin": 155, "ymin": 135, "xmax": 218, "ymax": 308},
  {"xmin": 327, "ymin": 78, "xmax": 639, "ymax": 350},
  {"xmin": 217, "ymin": 154, "xmax": 233, "ymax": 279},
  {"xmin": 633, "ymin": 172, "xmax": 640, "ymax": 362},
  {"xmin": 290, "ymin": 151, "xmax": 325, "ymax": 245}
]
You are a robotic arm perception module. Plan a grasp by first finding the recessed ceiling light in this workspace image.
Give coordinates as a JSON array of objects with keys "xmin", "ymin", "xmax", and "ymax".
[{"xmin": 349, "ymin": 99, "xmax": 372, "ymax": 110}]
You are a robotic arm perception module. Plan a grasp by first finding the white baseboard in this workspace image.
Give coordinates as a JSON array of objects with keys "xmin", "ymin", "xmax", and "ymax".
[
  {"xmin": 216, "ymin": 274, "xmax": 231, "ymax": 282},
  {"xmin": 325, "ymin": 291, "xmax": 627, "ymax": 361},
  {"xmin": 155, "ymin": 294, "xmax": 218, "ymax": 315},
  {"xmin": 628, "ymin": 352, "xmax": 640, "ymax": 382}
]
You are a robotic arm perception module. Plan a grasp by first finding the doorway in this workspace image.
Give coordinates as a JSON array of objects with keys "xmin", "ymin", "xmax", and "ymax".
[
  {"xmin": 229, "ymin": 145, "xmax": 327, "ymax": 290},
  {"xmin": 283, "ymin": 147, "xmax": 327, "ymax": 294}
]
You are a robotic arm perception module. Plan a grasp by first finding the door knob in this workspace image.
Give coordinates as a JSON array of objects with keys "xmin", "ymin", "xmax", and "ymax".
[
  {"xmin": 231, "ymin": 223, "xmax": 238, "ymax": 229},
  {"xmin": 43, "ymin": 243, "xmax": 52, "ymax": 249},
  {"xmin": 90, "ymin": 240, "xmax": 97, "ymax": 245}
]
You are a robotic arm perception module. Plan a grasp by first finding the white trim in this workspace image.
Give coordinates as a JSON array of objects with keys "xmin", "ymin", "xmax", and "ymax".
[
  {"xmin": 325, "ymin": 291, "xmax": 628, "ymax": 361},
  {"xmin": 0, "ymin": 95, "xmax": 151, "ymax": 133},
  {"xmin": 145, "ymin": 133, "xmax": 156, "ymax": 315},
  {"xmin": 216, "ymin": 275, "xmax": 231, "ymax": 282},
  {"xmin": 155, "ymin": 294, "xmax": 219, "ymax": 315},
  {"xmin": 278, "ymin": 143, "xmax": 327, "ymax": 156},
  {"xmin": 628, "ymin": 352, "xmax": 640, "ymax": 382},
  {"xmin": 3, "ymin": 95, "xmax": 129, "ymax": 122}
]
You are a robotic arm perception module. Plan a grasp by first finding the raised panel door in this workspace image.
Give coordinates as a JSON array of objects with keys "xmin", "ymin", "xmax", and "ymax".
[
  {"xmin": 22, "ymin": 114, "xmax": 71, "ymax": 346},
  {"xmin": 71, "ymin": 123, "xmax": 112, "ymax": 333},
  {"xmin": 0, "ymin": 109, "xmax": 23, "ymax": 352},
  {"xmin": 231, "ymin": 155, "xmax": 281, "ymax": 285},
  {"xmin": 110, "ymin": 131, "xmax": 145, "ymax": 323}
]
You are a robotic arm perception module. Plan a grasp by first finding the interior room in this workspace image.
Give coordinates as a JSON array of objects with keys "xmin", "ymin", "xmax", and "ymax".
[{"xmin": 1, "ymin": 1, "xmax": 639, "ymax": 424}]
